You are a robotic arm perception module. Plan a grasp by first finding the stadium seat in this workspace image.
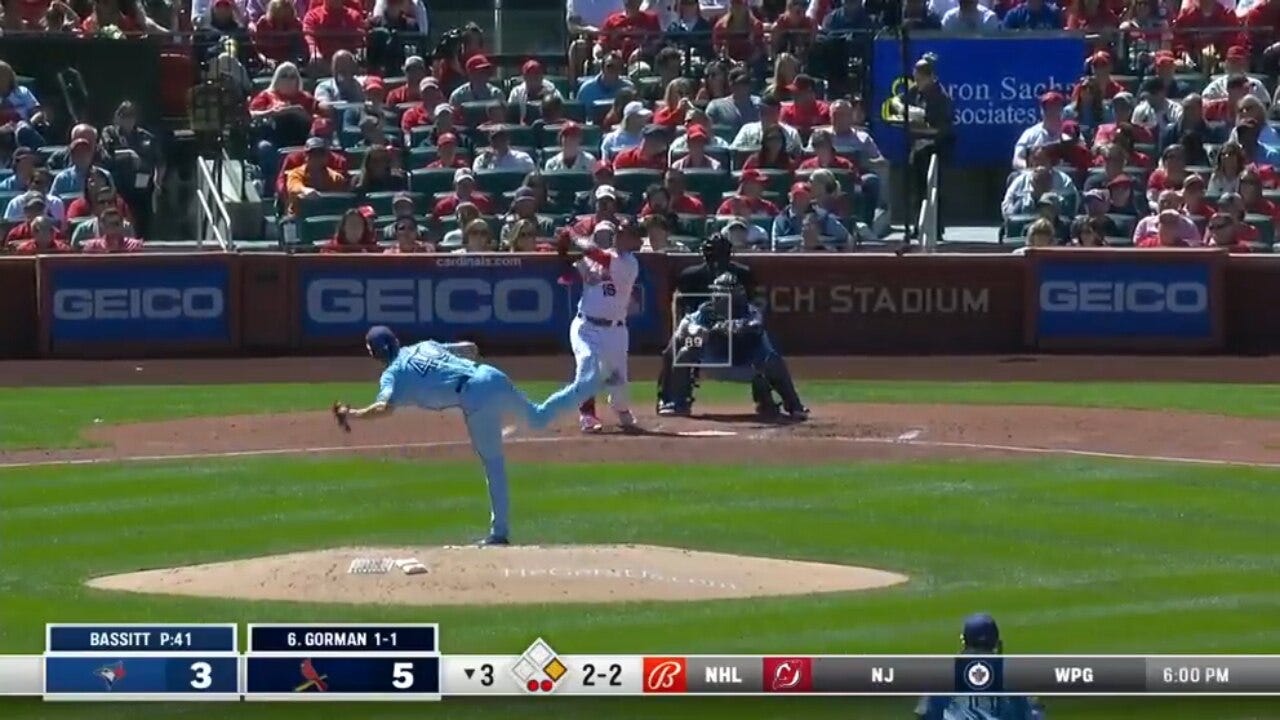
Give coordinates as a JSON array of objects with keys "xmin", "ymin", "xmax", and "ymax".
[
  {"xmin": 681, "ymin": 169, "xmax": 732, "ymax": 210},
  {"xmin": 1107, "ymin": 214, "xmax": 1138, "ymax": 239},
  {"xmin": 459, "ymin": 101, "xmax": 502, "ymax": 128},
  {"xmin": 1003, "ymin": 214, "xmax": 1037, "ymax": 241},
  {"xmin": 473, "ymin": 169, "xmax": 530, "ymax": 196},
  {"xmin": 297, "ymin": 192, "xmax": 359, "ymax": 220},
  {"xmin": 408, "ymin": 126, "xmax": 434, "ymax": 147},
  {"xmin": 364, "ymin": 191, "xmax": 425, "ymax": 216},
  {"xmin": 410, "ymin": 168, "xmax": 459, "ymax": 196},
  {"xmin": 407, "ymin": 146, "xmax": 438, "ymax": 168},
  {"xmin": 539, "ymin": 122, "xmax": 602, "ymax": 148},
  {"xmin": 674, "ymin": 214, "xmax": 707, "ymax": 236},
  {"xmin": 541, "ymin": 169, "xmax": 593, "ymax": 197},
  {"xmin": 612, "ymin": 169, "xmax": 664, "ymax": 199},
  {"xmin": 298, "ymin": 214, "xmax": 341, "ymax": 245},
  {"xmin": 467, "ymin": 123, "xmax": 538, "ymax": 149},
  {"xmin": 1245, "ymin": 213, "xmax": 1275, "ymax": 246}
]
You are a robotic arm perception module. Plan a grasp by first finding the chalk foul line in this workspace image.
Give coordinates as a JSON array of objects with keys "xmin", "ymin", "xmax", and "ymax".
[{"xmin": 1, "ymin": 435, "xmax": 1278, "ymax": 471}]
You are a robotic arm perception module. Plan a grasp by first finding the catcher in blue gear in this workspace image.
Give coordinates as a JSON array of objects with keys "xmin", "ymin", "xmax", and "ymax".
[{"xmin": 658, "ymin": 272, "xmax": 808, "ymax": 419}]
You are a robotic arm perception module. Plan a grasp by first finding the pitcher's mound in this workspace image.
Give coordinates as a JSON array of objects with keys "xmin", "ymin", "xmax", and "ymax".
[{"xmin": 87, "ymin": 545, "xmax": 908, "ymax": 606}]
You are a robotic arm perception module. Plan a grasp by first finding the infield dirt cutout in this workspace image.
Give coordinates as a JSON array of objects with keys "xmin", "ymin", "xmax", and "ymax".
[{"xmin": 86, "ymin": 545, "xmax": 909, "ymax": 605}]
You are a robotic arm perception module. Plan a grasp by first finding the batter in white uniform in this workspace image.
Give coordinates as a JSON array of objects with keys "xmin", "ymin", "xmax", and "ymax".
[{"xmin": 568, "ymin": 219, "xmax": 642, "ymax": 432}]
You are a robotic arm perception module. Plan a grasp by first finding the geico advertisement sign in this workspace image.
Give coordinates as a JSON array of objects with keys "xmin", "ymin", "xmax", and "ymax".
[
  {"xmin": 1039, "ymin": 281, "xmax": 1208, "ymax": 314},
  {"xmin": 306, "ymin": 277, "xmax": 555, "ymax": 324},
  {"xmin": 53, "ymin": 287, "xmax": 226, "ymax": 320}
]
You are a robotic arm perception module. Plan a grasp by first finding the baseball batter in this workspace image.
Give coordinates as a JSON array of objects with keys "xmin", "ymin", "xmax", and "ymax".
[
  {"xmin": 332, "ymin": 326, "xmax": 596, "ymax": 546},
  {"xmin": 565, "ymin": 219, "xmax": 642, "ymax": 432}
]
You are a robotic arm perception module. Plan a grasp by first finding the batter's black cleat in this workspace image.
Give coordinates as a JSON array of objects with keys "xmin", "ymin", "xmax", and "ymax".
[
  {"xmin": 657, "ymin": 402, "xmax": 691, "ymax": 417},
  {"xmin": 755, "ymin": 402, "xmax": 782, "ymax": 419},
  {"xmin": 787, "ymin": 406, "xmax": 810, "ymax": 422},
  {"xmin": 477, "ymin": 534, "xmax": 510, "ymax": 547}
]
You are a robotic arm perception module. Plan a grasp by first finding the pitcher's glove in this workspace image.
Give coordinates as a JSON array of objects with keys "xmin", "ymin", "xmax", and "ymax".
[
  {"xmin": 555, "ymin": 228, "xmax": 578, "ymax": 285},
  {"xmin": 332, "ymin": 402, "xmax": 351, "ymax": 433}
]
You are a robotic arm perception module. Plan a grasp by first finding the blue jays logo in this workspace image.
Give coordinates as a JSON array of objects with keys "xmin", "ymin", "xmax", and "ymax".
[{"xmin": 94, "ymin": 661, "xmax": 126, "ymax": 690}]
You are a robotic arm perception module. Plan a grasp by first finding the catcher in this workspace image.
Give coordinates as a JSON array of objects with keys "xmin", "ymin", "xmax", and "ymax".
[{"xmin": 658, "ymin": 272, "xmax": 808, "ymax": 420}]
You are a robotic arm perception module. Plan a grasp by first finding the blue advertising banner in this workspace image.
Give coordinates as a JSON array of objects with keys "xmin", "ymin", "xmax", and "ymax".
[
  {"xmin": 47, "ymin": 262, "xmax": 231, "ymax": 344},
  {"xmin": 298, "ymin": 256, "xmax": 662, "ymax": 346},
  {"xmin": 1035, "ymin": 260, "xmax": 1214, "ymax": 340},
  {"xmin": 871, "ymin": 34, "xmax": 1085, "ymax": 166}
]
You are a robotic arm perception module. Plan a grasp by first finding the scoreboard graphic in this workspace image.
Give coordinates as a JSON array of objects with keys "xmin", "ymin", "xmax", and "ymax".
[{"xmin": 13, "ymin": 623, "xmax": 1280, "ymax": 700}]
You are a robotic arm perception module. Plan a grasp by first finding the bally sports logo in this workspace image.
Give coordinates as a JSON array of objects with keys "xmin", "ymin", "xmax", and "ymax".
[
  {"xmin": 642, "ymin": 657, "xmax": 687, "ymax": 693},
  {"xmin": 763, "ymin": 657, "xmax": 812, "ymax": 692}
]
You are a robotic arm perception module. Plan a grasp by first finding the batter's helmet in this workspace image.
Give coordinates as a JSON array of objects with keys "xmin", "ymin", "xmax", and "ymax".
[
  {"xmin": 365, "ymin": 325, "xmax": 401, "ymax": 364},
  {"xmin": 961, "ymin": 613, "xmax": 1001, "ymax": 654}
]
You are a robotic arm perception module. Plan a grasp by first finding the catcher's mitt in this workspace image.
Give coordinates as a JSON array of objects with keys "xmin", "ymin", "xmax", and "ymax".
[{"xmin": 332, "ymin": 402, "xmax": 351, "ymax": 433}]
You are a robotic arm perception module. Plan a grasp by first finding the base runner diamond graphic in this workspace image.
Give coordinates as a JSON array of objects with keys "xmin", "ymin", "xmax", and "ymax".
[{"xmin": 510, "ymin": 638, "xmax": 567, "ymax": 694}]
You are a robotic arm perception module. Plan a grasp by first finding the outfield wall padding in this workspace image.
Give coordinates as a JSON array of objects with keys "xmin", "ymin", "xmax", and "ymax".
[{"xmin": 5, "ymin": 251, "xmax": 1280, "ymax": 358}]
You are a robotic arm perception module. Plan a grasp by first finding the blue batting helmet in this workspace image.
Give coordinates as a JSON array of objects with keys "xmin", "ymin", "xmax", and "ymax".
[
  {"xmin": 365, "ymin": 325, "xmax": 400, "ymax": 363},
  {"xmin": 961, "ymin": 613, "xmax": 1001, "ymax": 654}
]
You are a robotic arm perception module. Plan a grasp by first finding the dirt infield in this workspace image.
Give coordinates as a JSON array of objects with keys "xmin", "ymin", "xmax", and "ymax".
[{"xmin": 87, "ymin": 545, "xmax": 910, "ymax": 606}]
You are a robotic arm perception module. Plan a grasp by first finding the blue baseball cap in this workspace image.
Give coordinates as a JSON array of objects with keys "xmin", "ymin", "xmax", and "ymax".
[
  {"xmin": 962, "ymin": 613, "xmax": 1000, "ymax": 653},
  {"xmin": 365, "ymin": 325, "xmax": 400, "ymax": 363}
]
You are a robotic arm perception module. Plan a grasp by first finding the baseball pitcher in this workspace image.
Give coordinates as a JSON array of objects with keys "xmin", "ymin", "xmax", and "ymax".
[{"xmin": 332, "ymin": 326, "xmax": 597, "ymax": 546}]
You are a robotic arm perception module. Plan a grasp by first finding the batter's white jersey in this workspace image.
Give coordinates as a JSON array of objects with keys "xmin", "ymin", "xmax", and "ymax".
[{"xmin": 577, "ymin": 249, "xmax": 639, "ymax": 322}]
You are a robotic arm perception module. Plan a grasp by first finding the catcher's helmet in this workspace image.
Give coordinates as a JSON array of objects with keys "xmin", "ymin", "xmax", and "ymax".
[
  {"xmin": 710, "ymin": 271, "xmax": 741, "ymax": 294},
  {"xmin": 702, "ymin": 231, "xmax": 732, "ymax": 263}
]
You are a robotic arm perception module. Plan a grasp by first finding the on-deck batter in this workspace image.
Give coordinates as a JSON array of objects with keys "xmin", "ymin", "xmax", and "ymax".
[{"xmin": 565, "ymin": 219, "xmax": 643, "ymax": 432}]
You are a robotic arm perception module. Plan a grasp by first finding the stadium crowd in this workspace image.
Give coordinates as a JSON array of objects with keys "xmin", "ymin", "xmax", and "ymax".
[{"xmin": 4, "ymin": 0, "xmax": 1280, "ymax": 253}]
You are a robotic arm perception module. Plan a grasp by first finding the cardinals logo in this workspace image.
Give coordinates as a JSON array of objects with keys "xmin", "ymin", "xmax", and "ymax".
[
  {"xmin": 94, "ymin": 662, "xmax": 126, "ymax": 691},
  {"xmin": 294, "ymin": 658, "xmax": 329, "ymax": 692},
  {"xmin": 763, "ymin": 657, "xmax": 812, "ymax": 692}
]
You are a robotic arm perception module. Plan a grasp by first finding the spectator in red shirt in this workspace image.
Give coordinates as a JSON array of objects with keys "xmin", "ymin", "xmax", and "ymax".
[
  {"xmin": 1242, "ymin": 0, "xmax": 1280, "ymax": 57},
  {"xmin": 743, "ymin": 125, "xmax": 796, "ymax": 171},
  {"xmin": 1137, "ymin": 209, "xmax": 1192, "ymax": 247},
  {"xmin": 600, "ymin": 0, "xmax": 662, "ymax": 62},
  {"xmin": 799, "ymin": 128, "xmax": 857, "ymax": 172},
  {"xmin": 426, "ymin": 133, "xmax": 469, "ymax": 169},
  {"xmin": 1072, "ymin": 52, "xmax": 1125, "ymax": 104},
  {"xmin": 713, "ymin": 0, "xmax": 765, "ymax": 65},
  {"xmin": 1204, "ymin": 76, "xmax": 1248, "ymax": 122},
  {"xmin": 250, "ymin": 61, "xmax": 318, "ymax": 168},
  {"xmin": 638, "ymin": 183, "xmax": 680, "ymax": 229},
  {"xmin": 1172, "ymin": 0, "xmax": 1244, "ymax": 56},
  {"xmin": 399, "ymin": 78, "xmax": 446, "ymax": 135},
  {"xmin": 302, "ymin": 0, "xmax": 365, "ymax": 65},
  {"xmin": 1239, "ymin": 169, "xmax": 1280, "ymax": 221},
  {"xmin": 81, "ymin": 207, "xmax": 144, "ymax": 253},
  {"xmin": 716, "ymin": 169, "xmax": 779, "ymax": 215},
  {"xmin": 252, "ymin": 0, "xmax": 307, "ymax": 65},
  {"xmin": 67, "ymin": 181, "xmax": 132, "ymax": 224},
  {"xmin": 653, "ymin": 78, "xmax": 694, "ymax": 128},
  {"xmin": 1204, "ymin": 210, "xmax": 1255, "ymax": 251},
  {"xmin": 1146, "ymin": 144, "xmax": 1192, "ymax": 208},
  {"xmin": 1053, "ymin": 120, "xmax": 1094, "ymax": 173},
  {"xmin": 569, "ymin": 185, "xmax": 623, "ymax": 237},
  {"xmin": 1092, "ymin": 92, "xmax": 1154, "ymax": 149},
  {"xmin": 671, "ymin": 125, "xmax": 721, "ymax": 170},
  {"xmin": 771, "ymin": 0, "xmax": 817, "ymax": 57},
  {"xmin": 321, "ymin": 206, "xmax": 381, "ymax": 253},
  {"xmin": 5, "ymin": 196, "xmax": 64, "ymax": 245},
  {"xmin": 433, "ymin": 168, "xmax": 494, "ymax": 217},
  {"xmin": 613, "ymin": 125, "xmax": 670, "ymax": 170},
  {"xmin": 387, "ymin": 56, "xmax": 428, "ymax": 106},
  {"xmin": 81, "ymin": 0, "xmax": 150, "ymax": 34},
  {"xmin": 1065, "ymin": 0, "xmax": 1118, "ymax": 32},
  {"xmin": 663, "ymin": 168, "xmax": 706, "ymax": 215},
  {"xmin": 1182, "ymin": 173, "xmax": 1217, "ymax": 216},
  {"xmin": 10, "ymin": 216, "xmax": 70, "ymax": 255},
  {"xmin": 779, "ymin": 75, "xmax": 830, "ymax": 134}
]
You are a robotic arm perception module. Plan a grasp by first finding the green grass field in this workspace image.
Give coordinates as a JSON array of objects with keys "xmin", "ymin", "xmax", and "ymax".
[{"xmin": 3, "ymin": 379, "xmax": 1280, "ymax": 719}]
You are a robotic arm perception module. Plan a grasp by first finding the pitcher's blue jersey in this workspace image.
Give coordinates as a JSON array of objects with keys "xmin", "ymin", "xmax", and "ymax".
[{"xmin": 376, "ymin": 341, "xmax": 480, "ymax": 410}]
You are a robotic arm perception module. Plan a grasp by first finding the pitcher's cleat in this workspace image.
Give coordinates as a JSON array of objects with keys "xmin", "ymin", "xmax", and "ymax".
[
  {"xmin": 617, "ymin": 410, "xmax": 640, "ymax": 432},
  {"xmin": 477, "ymin": 534, "xmax": 510, "ymax": 547}
]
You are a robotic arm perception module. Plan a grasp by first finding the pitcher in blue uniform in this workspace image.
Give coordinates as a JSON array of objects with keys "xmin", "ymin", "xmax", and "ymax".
[{"xmin": 333, "ymin": 326, "xmax": 598, "ymax": 545}]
